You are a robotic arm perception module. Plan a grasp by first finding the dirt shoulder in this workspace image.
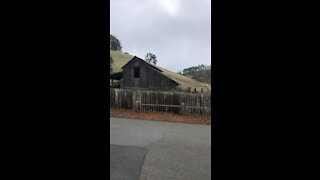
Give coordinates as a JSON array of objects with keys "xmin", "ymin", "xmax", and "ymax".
[{"xmin": 110, "ymin": 108, "xmax": 211, "ymax": 125}]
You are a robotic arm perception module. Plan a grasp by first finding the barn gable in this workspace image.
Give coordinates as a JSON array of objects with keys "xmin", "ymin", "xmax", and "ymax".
[
  {"xmin": 121, "ymin": 56, "xmax": 163, "ymax": 73},
  {"xmin": 120, "ymin": 56, "xmax": 179, "ymax": 90}
]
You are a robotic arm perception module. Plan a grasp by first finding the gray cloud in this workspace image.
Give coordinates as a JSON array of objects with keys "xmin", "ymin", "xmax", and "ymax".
[{"xmin": 111, "ymin": 0, "xmax": 211, "ymax": 72}]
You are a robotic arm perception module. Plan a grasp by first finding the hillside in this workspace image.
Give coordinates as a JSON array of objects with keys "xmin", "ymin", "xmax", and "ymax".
[
  {"xmin": 110, "ymin": 50, "xmax": 211, "ymax": 92},
  {"xmin": 180, "ymin": 65, "xmax": 211, "ymax": 84},
  {"xmin": 110, "ymin": 51, "xmax": 134, "ymax": 73}
]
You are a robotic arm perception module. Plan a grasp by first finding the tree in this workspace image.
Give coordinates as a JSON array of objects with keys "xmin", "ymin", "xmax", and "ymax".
[
  {"xmin": 145, "ymin": 53, "xmax": 157, "ymax": 65},
  {"xmin": 110, "ymin": 35, "xmax": 122, "ymax": 51},
  {"xmin": 110, "ymin": 54, "xmax": 113, "ymax": 72}
]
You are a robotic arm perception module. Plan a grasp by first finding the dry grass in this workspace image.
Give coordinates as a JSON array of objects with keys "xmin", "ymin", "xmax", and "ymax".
[
  {"xmin": 110, "ymin": 50, "xmax": 133, "ymax": 73},
  {"xmin": 158, "ymin": 66, "xmax": 211, "ymax": 91}
]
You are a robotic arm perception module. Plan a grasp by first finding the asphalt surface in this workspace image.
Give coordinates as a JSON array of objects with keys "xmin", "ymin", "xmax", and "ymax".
[
  {"xmin": 110, "ymin": 117, "xmax": 211, "ymax": 180},
  {"xmin": 110, "ymin": 145, "xmax": 147, "ymax": 180}
]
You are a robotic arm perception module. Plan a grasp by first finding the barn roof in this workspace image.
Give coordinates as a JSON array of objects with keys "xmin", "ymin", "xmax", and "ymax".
[
  {"xmin": 121, "ymin": 56, "xmax": 163, "ymax": 72},
  {"xmin": 110, "ymin": 50, "xmax": 211, "ymax": 91}
]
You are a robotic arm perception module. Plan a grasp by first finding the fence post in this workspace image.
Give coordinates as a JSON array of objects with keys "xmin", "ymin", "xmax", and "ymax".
[
  {"xmin": 201, "ymin": 93, "xmax": 204, "ymax": 115},
  {"xmin": 180, "ymin": 103, "xmax": 185, "ymax": 115},
  {"xmin": 138, "ymin": 90, "xmax": 142, "ymax": 111},
  {"xmin": 115, "ymin": 89, "xmax": 118, "ymax": 108},
  {"xmin": 135, "ymin": 100, "xmax": 139, "ymax": 112},
  {"xmin": 132, "ymin": 90, "xmax": 136, "ymax": 111}
]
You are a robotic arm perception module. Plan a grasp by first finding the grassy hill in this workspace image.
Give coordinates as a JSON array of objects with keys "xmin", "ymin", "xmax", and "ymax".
[
  {"xmin": 110, "ymin": 50, "xmax": 211, "ymax": 92},
  {"xmin": 110, "ymin": 51, "xmax": 134, "ymax": 74},
  {"xmin": 181, "ymin": 65, "xmax": 211, "ymax": 85}
]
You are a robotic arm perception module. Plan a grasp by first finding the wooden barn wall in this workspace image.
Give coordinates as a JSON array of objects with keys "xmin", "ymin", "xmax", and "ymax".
[{"xmin": 122, "ymin": 58, "xmax": 177, "ymax": 90}]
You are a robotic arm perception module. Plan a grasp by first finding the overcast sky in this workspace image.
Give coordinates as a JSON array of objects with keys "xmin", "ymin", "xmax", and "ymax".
[{"xmin": 110, "ymin": 0, "xmax": 211, "ymax": 72}]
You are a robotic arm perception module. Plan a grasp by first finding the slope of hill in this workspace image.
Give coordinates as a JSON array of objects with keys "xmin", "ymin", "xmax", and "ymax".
[
  {"xmin": 181, "ymin": 65, "xmax": 211, "ymax": 84},
  {"xmin": 110, "ymin": 50, "xmax": 211, "ymax": 92},
  {"xmin": 110, "ymin": 50, "xmax": 134, "ymax": 74}
]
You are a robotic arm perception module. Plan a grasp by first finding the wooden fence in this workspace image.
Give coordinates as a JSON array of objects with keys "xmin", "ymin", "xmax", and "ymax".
[{"xmin": 110, "ymin": 88, "xmax": 211, "ymax": 115}]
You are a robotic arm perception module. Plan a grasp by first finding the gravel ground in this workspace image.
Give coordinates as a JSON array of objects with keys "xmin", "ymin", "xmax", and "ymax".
[{"xmin": 110, "ymin": 108, "xmax": 211, "ymax": 125}]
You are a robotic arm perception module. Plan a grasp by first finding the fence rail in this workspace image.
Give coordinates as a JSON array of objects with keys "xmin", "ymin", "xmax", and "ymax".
[
  {"xmin": 140, "ymin": 104, "xmax": 181, "ymax": 108},
  {"xmin": 140, "ymin": 103, "xmax": 211, "ymax": 109},
  {"xmin": 110, "ymin": 88, "xmax": 211, "ymax": 115}
]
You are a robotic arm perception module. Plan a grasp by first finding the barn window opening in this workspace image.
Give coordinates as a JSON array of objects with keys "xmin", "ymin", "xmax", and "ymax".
[{"xmin": 134, "ymin": 67, "xmax": 140, "ymax": 78}]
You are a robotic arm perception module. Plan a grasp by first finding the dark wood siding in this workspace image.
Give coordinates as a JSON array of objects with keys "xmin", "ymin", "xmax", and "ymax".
[{"xmin": 122, "ymin": 57, "xmax": 178, "ymax": 90}]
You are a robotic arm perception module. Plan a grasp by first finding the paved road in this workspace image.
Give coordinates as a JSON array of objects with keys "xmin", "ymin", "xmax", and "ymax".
[{"xmin": 110, "ymin": 117, "xmax": 211, "ymax": 180}]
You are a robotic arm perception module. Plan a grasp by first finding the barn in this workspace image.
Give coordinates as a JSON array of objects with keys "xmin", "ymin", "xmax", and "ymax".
[
  {"xmin": 110, "ymin": 51, "xmax": 211, "ymax": 92},
  {"xmin": 120, "ymin": 56, "xmax": 178, "ymax": 90}
]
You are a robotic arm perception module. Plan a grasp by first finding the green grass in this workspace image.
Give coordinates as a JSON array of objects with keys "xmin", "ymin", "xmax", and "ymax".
[{"xmin": 110, "ymin": 50, "xmax": 211, "ymax": 92}]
